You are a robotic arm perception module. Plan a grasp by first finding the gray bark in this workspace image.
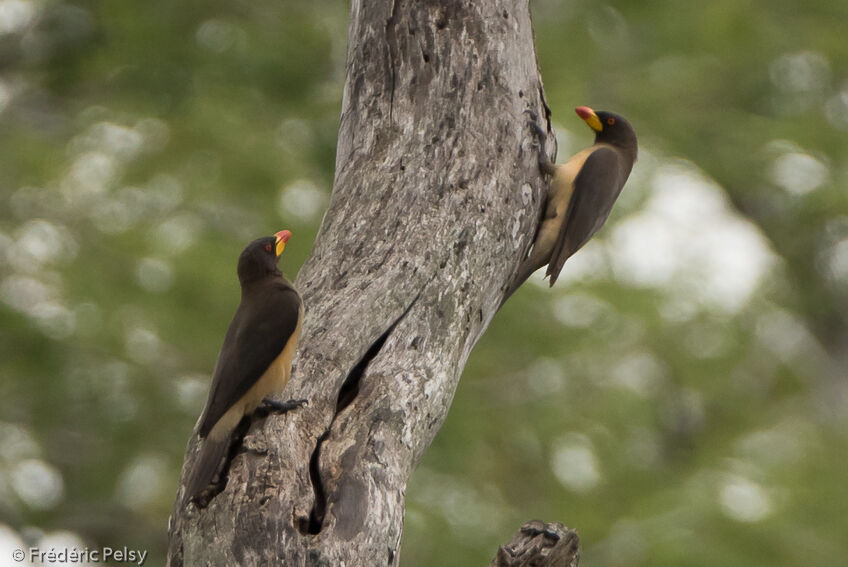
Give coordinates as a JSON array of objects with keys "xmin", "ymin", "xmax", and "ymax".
[
  {"xmin": 489, "ymin": 522, "xmax": 580, "ymax": 567},
  {"xmin": 168, "ymin": 0, "xmax": 553, "ymax": 564}
]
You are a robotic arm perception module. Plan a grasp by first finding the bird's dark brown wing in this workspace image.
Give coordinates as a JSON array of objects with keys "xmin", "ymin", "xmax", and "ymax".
[
  {"xmin": 198, "ymin": 284, "xmax": 301, "ymax": 437},
  {"xmin": 546, "ymin": 146, "xmax": 629, "ymax": 285}
]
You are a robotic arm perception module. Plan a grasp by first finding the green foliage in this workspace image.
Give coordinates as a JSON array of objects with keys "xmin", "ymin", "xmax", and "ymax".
[{"xmin": 1, "ymin": 0, "xmax": 846, "ymax": 565}]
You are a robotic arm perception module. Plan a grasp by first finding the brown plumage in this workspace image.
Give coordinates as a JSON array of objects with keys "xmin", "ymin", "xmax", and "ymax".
[
  {"xmin": 503, "ymin": 107, "xmax": 638, "ymax": 304},
  {"xmin": 185, "ymin": 230, "xmax": 304, "ymax": 504}
]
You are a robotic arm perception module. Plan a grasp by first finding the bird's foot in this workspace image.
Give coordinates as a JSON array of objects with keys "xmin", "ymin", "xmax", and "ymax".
[
  {"xmin": 524, "ymin": 109, "xmax": 556, "ymax": 175},
  {"xmin": 524, "ymin": 110, "xmax": 547, "ymax": 145},
  {"xmin": 261, "ymin": 398, "xmax": 308, "ymax": 414}
]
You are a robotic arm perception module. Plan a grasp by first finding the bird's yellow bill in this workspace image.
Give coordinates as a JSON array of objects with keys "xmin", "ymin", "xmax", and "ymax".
[
  {"xmin": 275, "ymin": 230, "xmax": 291, "ymax": 256},
  {"xmin": 575, "ymin": 106, "xmax": 603, "ymax": 132}
]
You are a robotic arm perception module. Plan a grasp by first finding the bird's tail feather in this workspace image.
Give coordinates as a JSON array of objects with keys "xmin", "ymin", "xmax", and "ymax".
[
  {"xmin": 184, "ymin": 436, "xmax": 230, "ymax": 504},
  {"xmin": 500, "ymin": 256, "xmax": 546, "ymax": 309}
]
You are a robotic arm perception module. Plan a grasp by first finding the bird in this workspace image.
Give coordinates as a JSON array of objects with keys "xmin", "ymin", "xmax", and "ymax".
[
  {"xmin": 502, "ymin": 106, "xmax": 638, "ymax": 304},
  {"xmin": 185, "ymin": 230, "xmax": 305, "ymax": 504}
]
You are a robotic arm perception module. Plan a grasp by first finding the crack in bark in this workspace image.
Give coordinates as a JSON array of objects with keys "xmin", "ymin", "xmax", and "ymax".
[
  {"xmin": 336, "ymin": 293, "xmax": 420, "ymax": 414},
  {"xmin": 385, "ymin": 0, "xmax": 400, "ymax": 122},
  {"xmin": 300, "ymin": 431, "xmax": 329, "ymax": 535},
  {"xmin": 300, "ymin": 291, "xmax": 423, "ymax": 535}
]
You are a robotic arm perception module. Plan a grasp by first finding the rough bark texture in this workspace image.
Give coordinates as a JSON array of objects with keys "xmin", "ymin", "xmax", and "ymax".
[
  {"xmin": 168, "ymin": 0, "xmax": 554, "ymax": 564},
  {"xmin": 489, "ymin": 522, "xmax": 580, "ymax": 567}
]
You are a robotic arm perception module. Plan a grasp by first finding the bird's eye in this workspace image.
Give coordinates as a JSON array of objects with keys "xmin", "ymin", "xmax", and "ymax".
[
  {"xmin": 607, "ymin": 117, "xmax": 616, "ymax": 125},
  {"xmin": 265, "ymin": 244, "xmax": 272, "ymax": 252}
]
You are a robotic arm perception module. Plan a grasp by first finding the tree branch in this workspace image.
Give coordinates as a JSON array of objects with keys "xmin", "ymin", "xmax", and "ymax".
[{"xmin": 489, "ymin": 522, "xmax": 580, "ymax": 567}]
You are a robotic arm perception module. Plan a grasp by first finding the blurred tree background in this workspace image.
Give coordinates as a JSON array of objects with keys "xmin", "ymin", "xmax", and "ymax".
[{"xmin": 1, "ymin": 0, "xmax": 846, "ymax": 565}]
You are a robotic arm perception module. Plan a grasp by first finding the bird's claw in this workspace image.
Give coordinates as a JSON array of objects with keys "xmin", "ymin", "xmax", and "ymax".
[
  {"xmin": 524, "ymin": 109, "xmax": 555, "ymax": 175},
  {"xmin": 261, "ymin": 398, "xmax": 308, "ymax": 414},
  {"xmin": 523, "ymin": 109, "xmax": 547, "ymax": 148}
]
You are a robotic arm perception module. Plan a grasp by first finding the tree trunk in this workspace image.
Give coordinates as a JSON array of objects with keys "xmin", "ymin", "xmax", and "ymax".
[{"xmin": 168, "ymin": 0, "xmax": 552, "ymax": 564}]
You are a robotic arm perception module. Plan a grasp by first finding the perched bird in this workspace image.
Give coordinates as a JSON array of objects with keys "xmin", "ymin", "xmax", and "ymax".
[
  {"xmin": 503, "ymin": 106, "xmax": 638, "ymax": 303},
  {"xmin": 185, "ymin": 230, "xmax": 305, "ymax": 504}
]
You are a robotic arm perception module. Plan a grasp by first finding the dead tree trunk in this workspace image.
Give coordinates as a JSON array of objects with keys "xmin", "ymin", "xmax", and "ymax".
[{"xmin": 168, "ymin": 0, "xmax": 554, "ymax": 564}]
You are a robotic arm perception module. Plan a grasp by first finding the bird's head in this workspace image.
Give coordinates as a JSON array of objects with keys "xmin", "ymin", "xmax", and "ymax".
[
  {"xmin": 575, "ymin": 106, "xmax": 637, "ymax": 159},
  {"xmin": 237, "ymin": 230, "xmax": 291, "ymax": 284}
]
